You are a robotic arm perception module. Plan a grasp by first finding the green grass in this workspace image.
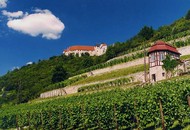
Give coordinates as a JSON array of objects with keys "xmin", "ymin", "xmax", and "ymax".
[
  {"xmin": 70, "ymin": 54, "xmax": 190, "ymax": 86},
  {"xmin": 71, "ymin": 64, "xmax": 146, "ymax": 85},
  {"xmin": 181, "ymin": 54, "xmax": 190, "ymax": 60}
]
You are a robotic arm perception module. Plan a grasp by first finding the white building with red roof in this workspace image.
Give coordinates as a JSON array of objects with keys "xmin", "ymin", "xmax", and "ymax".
[
  {"xmin": 148, "ymin": 40, "xmax": 184, "ymax": 82},
  {"xmin": 64, "ymin": 43, "xmax": 107, "ymax": 57}
]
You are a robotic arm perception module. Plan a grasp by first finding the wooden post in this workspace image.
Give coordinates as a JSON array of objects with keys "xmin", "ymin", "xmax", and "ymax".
[
  {"xmin": 49, "ymin": 111, "xmax": 52, "ymax": 130},
  {"xmin": 113, "ymin": 104, "xmax": 118, "ymax": 130},
  {"xmin": 97, "ymin": 107, "xmax": 102, "ymax": 130},
  {"xmin": 40, "ymin": 112, "xmax": 44, "ymax": 130},
  {"xmin": 68, "ymin": 107, "xmax": 74, "ymax": 130},
  {"xmin": 28, "ymin": 112, "xmax": 31, "ymax": 130},
  {"xmin": 187, "ymin": 95, "xmax": 190, "ymax": 107},
  {"xmin": 59, "ymin": 109, "xmax": 63, "ymax": 130},
  {"xmin": 35, "ymin": 113, "xmax": 38, "ymax": 130},
  {"xmin": 134, "ymin": 100, "xmax": 140, "ymax": 130},
  {"xmin": 81, "ymin": 104, "xmax": 87, "ymax": 130},
  {"xmin": 159, "ymin": 99, "xmax": 166, "ymax": 130},
  {"xmin": 16, "ymin": 115, "xmax": 19, "ymax": 130},
  {"xmin": 144, "ymin": 42, "xmax": 147, "ymax": 83}
]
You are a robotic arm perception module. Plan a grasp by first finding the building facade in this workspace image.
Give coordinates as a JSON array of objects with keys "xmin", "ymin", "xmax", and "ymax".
[
  {"xmin": 148, "ymin": 41, "xmax": 181, "ymax": 82},
  {"xmin": 64, "ymin": 43, "xmax": 107, "ymax": 57}
]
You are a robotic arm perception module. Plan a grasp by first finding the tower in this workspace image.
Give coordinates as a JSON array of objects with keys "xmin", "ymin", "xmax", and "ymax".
[{"xmin": 148, "ymin": 41, "xmax": 181, "ymax": 82}]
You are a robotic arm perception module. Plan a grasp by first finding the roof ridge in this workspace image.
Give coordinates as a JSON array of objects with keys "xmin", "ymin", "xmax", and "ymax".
[{"xmin": 148, "ymin": 40, "xmax": 180, "ymax": 55}]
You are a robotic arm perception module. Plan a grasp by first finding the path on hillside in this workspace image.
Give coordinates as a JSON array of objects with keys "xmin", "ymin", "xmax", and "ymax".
[
  {"xmin": 87, "ymin": 45, "xmax": 190, "ymax": 77},
  {"xmin": 107, "ymin": 35, "xmax": 190, "ymax": 62},
  {"xmin": 64, "ymin": 71, "xmax": 144, "ymax": 94},
  {"xmin": 40, "ymin": 71, "xmax": 144, "ymax": 98},
  {"xmin": 40, "ymin": 40, "xmax": 190, "ymax": 98}
]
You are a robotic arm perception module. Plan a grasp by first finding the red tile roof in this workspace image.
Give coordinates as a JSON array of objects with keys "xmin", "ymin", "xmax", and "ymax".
[
  {"xmin": 64, "ymin": 45, "xmax": 95, "ymax": 52},
  {"xmin": 148, "ymin": 41, "xmax": 180, "ymax": 55}
]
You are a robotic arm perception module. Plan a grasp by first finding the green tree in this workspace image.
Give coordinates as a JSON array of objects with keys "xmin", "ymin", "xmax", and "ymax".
[
  {"xmin": 138, "ymin": 26, "xmax": 154, "ymax": 40},
  {"xmin": 153, "ymin": 26, "xmax": 172, "ymax": 40},
  {"xmin": 185, "ymin": 10, "xmax": 190, "ymax": 20},
  {"xmin": 82, "ymin": 57, "xmax": 93, "ymax": 68},
  {"xmin": 51, "ymin": 66, "xmax": 68, "ymax": 83},
  {"xmin": 162, "ymin": 55, "xmax": 180, "ymax": 78},
  {"xmin": 105, "ymin": 47, "xmax": 116, "ymax": 60}
]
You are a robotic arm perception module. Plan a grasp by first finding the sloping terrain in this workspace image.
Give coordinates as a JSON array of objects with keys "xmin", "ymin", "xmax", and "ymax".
[
  {"xmin": 0, "ymin": 74, "xmax": 190, "ymax": 129},
  {"xmin": 1, "ymin": 11, "xmax": 190, "ymax": 105}
]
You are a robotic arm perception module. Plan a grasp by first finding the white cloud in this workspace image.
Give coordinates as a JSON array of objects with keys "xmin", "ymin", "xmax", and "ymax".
[
  {"xmin": 4, "ymin": 9, "xmax": 65, "ymax": 40},
  {"xmin": 2, "ymin": 10, "xmax": 24, "ymax": 19},
  {"xmin": 0, "ymin": 0, "xmax": 7, "ymax": 8},
  {"xmin": 26, "ymin": 61, "xmax": 33, "ymax": 65}
]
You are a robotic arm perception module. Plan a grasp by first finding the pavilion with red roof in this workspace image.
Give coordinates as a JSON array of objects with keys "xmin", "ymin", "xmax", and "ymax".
[{"xmin": 148, "ymin": 40, "xmax": 181, "ymax": 82}]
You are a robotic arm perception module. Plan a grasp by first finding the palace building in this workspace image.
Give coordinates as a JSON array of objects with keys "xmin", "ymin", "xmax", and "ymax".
[
  {"xmin": 64, "ymin": 43, "xmax": 107, "ymax": 57},
  {"xmin": 148, "ymin": 41, "xmax": 182, "ymax": 82}
]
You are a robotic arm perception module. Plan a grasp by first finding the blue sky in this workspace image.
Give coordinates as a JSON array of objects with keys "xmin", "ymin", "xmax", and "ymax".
[{"xmin": 0, "ymin": 0, "xmax": 190, "ymax": 76}]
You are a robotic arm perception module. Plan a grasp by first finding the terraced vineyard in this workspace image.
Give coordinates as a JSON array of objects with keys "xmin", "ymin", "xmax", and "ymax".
[
  {"xmin": 0, "ymin": 77, "xmax": 190, "ymax": 129},
  {"xmin": 78, "ymin": 77, "xmax": 134, "ymax": 92}
]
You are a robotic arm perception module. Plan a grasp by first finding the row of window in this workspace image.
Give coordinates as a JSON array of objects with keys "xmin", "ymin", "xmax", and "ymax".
[
  {"xmin": 149, "ymin": 51, "xmax": 179, "ymax": 63},
  {"xmin": 149, "ymin": 52, "xmax": 165, "ymax": 62}
]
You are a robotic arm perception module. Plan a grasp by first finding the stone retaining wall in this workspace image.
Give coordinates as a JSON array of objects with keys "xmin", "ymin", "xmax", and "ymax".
[
  {"xmin": 40, "ymin": 71, "xmax": 144, "ymax": 98},
  {"xmin": 40, "ymin": 44, "xmax": 190, "ymax": 98}
]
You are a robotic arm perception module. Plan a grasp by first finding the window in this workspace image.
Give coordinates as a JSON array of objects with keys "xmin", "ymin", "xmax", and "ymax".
[
  {"xmin": 162, "ymin": 73, "xmax": 165, "ymax": 77},
  {"xmin": 160, "ymin": 52, "xmax": 165, "ymax": 61},
  {"xmin": 150, "ymin": 53, "xmax": 155, "ymax": 62}
]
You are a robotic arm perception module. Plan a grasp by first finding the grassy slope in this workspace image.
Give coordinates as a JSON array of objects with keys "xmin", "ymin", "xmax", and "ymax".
[
  {"xmin": 42, "ymin": 53, "xmax": 190, "ymax": 93},
  {"xmin": 30, "ymin": 72, "xmax": 190, "ymax": 104},
  {"xmin": 71, "ymin": 64, "xmax": 145, "ymax": 85},
  {"xmin": 181, "ymin": 54, "xmax": 190, "ymax": 60},
  {"xmin": 70, "ymin": 52, "xmax": 190, "ymax": 86},
  {"xmin": 1, "ymin": 13, "xmax": 190, "ymax": 106}
]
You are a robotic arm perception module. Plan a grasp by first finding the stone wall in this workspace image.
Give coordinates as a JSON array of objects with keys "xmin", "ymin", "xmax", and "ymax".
[
  {"xmin": 178, "ymin": 45, "xmax": 190, "ymax": 56},
  {"xmin": 40, "ymin": 45, "xmax": 190, "ymax": 98},
  {"xmin": 40, "ymin": 71, "xmax": 144, "ymax": 98},
  {"xmin": 40, "ymin": 88, "xmax": 67, "ymax": 98},
  {"xmin": 89, "ymin": 57, "xmax": 148, "ymax": 76}
]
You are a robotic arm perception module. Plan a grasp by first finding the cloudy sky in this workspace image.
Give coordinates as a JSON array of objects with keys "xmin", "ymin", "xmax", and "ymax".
[{"xmin": 0, "ymin": 0, "xmax": 190, "ymax": 75}]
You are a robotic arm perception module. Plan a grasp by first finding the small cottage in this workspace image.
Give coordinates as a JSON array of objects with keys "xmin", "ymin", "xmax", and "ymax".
[{"xmin": 148, "ymin": 41, "xmax": 182, "ymax": 82}]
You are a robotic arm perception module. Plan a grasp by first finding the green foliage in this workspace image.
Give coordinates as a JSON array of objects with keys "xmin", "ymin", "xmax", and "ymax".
[
  {"xmin": 185, "ymin": 10, "xmax": 190, "ymax": 20},
  {"xmin": 162, "ymin": 55, "xmax": 180, "ymax": 78},
  {"xmin": 0, "ymin": 78, "xmax": 190, "ymax": 129},
  {"xmin": 181, "ymin": 54, "xmax": 190, "ymax": 60},
  {"xmin": 153, "ymin": 25, "xmax": 172, "ymax": 40},
  {"xmin": 81, "ymin": 56, "xmax": 94, "ymax": 68},
  {"xmin": 1, "ymin": 10, "xmax": 190, "ymax": 106},
  {"xmin": 43, "ymin": 74, "xmax": 87, "ymax": 92},
  {"xmin": 51, "ymin": 66, "xmax": 68, "ymax": 83},
  {"xmin": 73, "ymin": 64, "xmax": 145, "ymax": 86},
  {"xmin": 78, "ymin": 77, "xmax": 133, "ymax": 92},
  {"xmin": 0, "ymin": 55, "xmax": 106, "ymax": 105},
  {"xmin": 138, "ymin": 26, "xmax": 154, "ymax": 40}
]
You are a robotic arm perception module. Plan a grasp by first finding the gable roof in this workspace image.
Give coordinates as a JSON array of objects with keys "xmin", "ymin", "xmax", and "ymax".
[
  {"xmin": 148, "ymin": 41, "xmax": 181, "ymax": 55},
  {"xmin": 64, "ymin": 45, "xmax": 95, "ymax": 52}
]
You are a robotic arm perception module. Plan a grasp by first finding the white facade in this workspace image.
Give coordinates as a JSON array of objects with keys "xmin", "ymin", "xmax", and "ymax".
[
  {"xmin": 149, "ymin": 51, "xmax": 181, "ymax": 82},
  {"xmin": 64, "ymin": 44, "xmax": 107, "ymax": 57}
]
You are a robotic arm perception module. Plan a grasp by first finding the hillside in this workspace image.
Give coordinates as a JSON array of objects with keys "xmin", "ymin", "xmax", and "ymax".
[
  {"xmin": 0, "ymin": 74, "xmax": 190, "ymax": 129},
  {"xmin": 1, "ymin": 10, "xmax": 190, "ymax": 106}
]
